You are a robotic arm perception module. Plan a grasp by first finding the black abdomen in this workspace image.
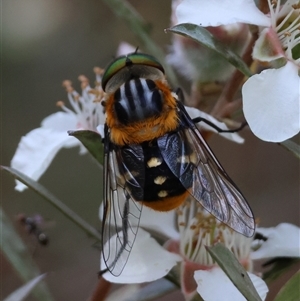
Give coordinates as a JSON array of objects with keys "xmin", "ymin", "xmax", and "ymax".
[{"xmin": 119, "ymin": 140, "xmax": 188, "ymax": 203}]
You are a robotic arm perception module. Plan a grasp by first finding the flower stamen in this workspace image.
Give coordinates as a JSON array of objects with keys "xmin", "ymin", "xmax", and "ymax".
[
  {"xmin": 177, "ymin": 199, "xmax": 253, "ymax": 270},
  {"xmin": 61, "ymin": 73, "xmax": 105, "ymax": 131},
  {"xmin": 267, "ymin": 0, "xmax": 300, "ymax": 60}
]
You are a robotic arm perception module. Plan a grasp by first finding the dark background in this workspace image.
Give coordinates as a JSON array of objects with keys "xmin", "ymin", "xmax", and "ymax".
[{"xmin": 2, "ymin": 1, "xmax": 299, "ymax": 300}]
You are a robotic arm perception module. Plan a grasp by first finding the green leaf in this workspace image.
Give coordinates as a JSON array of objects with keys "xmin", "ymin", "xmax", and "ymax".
[
  {"xmin": 1, "ymin": 166, "xmax": 102, "ymax": 242},
  {"xmin": 262, "ymin": 258, "xmax": 300, "ymax": 284},
  {"xmin": 207, "ymin": 243, "xmax": 262, "ymax": 301},
  {"xmin": 68, "ymin": 130, "xmax": 104, "ymax": 165},
  {"xmin": 274, "ymin": 270, "xmax": 300, "ymax": 301},
  {"xmin": 4, "ymin": 274, "xmax": 47, "ymax": 301},
  {"xmin": 1, "ymin": 207, "xmax": 54, "ymax": 301},
  {"xmin": 167, "ymin": 24, "xmax": 252, "ymax": 77},
  {"xmin": 280, "ymin": 139, "xmax": 300, "ymax": 159}
]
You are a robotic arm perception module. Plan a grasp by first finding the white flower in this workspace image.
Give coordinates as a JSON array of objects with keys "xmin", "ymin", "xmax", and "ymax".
[
  {"xmin": 242, "ymin": 61, "xmax": 299, "ymax": 142},
  {"xmin": 100, "ymin": 199, "xmax": 269, "ymax": 301},
  {"xmin": 100, "ymin": 205, "xmax": 300, "ymax": 300},
  {"xmin": 170, "ymin": 199, "xmax": 259, "ymax": 300},
  {"xmin": 100, "ymin": 192, "xmax": 298, "ymax": 300},
  {"xmin": 251, "ymin": 223, "xmax": 300, "ymax": 259},
  {"xmin": 175, "ymin": 0, "xmax": 300, "ymax": 142},
  {"xmin": 101, "ymin": 228, "xmax": 182, "ymax": 284},
  {"xmin": 11, "ymin": 73, "xmax": 105, "ymax": 191},
  {"xmin": 194, "ymin": 267, "xmax": 268, "ymax": 301},
  {"xmin": 175, "ymin": 0, "xmax": 270, "ymax": 27}
]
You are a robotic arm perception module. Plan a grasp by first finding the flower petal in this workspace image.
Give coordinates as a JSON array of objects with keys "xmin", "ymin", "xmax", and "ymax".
[
  {"xmin": 11, "ymin": 128, "xmax": 78, "ymax": 191},
  {"xmin": 101, "ymin": 228, "xmax": 182, "ymax": 283},
  {"xmin": 41, "ymin": 111, "xmax": 77, "ymax": 131},
  {"xmin": 181, "ymin": 260, "xmax": 210, "ymax": 300},
  {"xmin": 248, "ymin": 272, "xmax": 269, "ymax": 301},
  {"xmin": 194, "ymin": 267, "xmax": 268, "ymax": 301},
  {"xmin": 140, "ymin": 207, "xmax": 179, "ymax": 240},
  {"xmin": 176, "ymin": 0, "xmax": 270, "ymax": 27},
  {"xmin": 242, "ymin": 62, "xmax": 300, "ymax": 142},
  {"xmin": 99, "ymin": 202, "xmax": 179, "ymax": 240},
  {"xmin": 253, "ymin": 27, "xmax": 285, "ymax": 62},
  {"xmin": 185, "ymin": 106, "xmax": 244, "ymax": 143},
  {"xmin": 96, "ymin": 124, "xmax": 105, "ymax": 138},
  {"xmin": 11, "ymin": 112, "xmax": 80, "ymax": 191},
  {"xmin": 251, "ymin": 223, "xmax": 300, "ymax": 259},
  {"xmin": 4, "ymin": 274, "xmax": 46, "ymax": 301}
]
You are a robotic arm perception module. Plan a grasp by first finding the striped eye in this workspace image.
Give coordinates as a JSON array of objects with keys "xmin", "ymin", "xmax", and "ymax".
[{"xmin": 102, "ymin": 53, "xmax": 165, "ymax": 93}]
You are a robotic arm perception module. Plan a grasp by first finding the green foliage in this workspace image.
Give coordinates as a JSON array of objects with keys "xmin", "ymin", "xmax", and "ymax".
[
  {"xmin": 207, "ymin": 243, "xmax": 263, "ymax": 301},
  {"xmin": 280, "ymin": 140, "xmax": 300, "ymax": 159},
  {"xmin": 68, "ymin": 130, "xmax": 104, "ymax": 166},
  {"xmin": 263, "ymin": 258, "xmax": 300, "ymax": 284},
  {"xmin": 167, "ymin": 24, "xmax": 252, "ymax": 77},
  {"xmin": 274, "ymin": 271, "xmax": 300, "ymax": 301},
  {"xmin": 1, "ymin": 166, "xmax": 102, "ymax": 242}
]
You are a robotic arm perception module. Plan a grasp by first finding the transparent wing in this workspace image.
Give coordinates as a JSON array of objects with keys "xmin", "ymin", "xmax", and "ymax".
[
  {"xmin": 101, "ymin": 140, "xmax": 144, "ymax": 276},
  {"xmin": 158, "ymin": 104, "xmax": 255, "ymax": 237}
]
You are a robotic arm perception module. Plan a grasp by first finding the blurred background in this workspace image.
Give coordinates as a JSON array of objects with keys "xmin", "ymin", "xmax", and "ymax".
[{"xmin": 2, "ymin": 0, "xmax": 299, "ymax": 300}]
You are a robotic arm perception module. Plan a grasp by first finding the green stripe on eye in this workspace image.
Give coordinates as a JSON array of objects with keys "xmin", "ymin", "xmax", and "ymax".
[{"xmin": 102, "ymin": 53, "xmax": 164, "ymax": 91}]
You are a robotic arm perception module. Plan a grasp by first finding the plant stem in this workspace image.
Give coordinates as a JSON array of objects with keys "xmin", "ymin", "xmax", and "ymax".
[
  {"xmin": 102, "ymin": 0, "xmax": 179, "ymax": 87},
  {"xmin": 211, "ymin": 32, "xmax": 257, "ymax": 119},
  {"xmin": 89, "ymin": 278, "xmax": 112, "ymax": 301}
]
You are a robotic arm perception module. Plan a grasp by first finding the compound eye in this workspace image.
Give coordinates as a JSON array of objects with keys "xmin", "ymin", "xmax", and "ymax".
[{"xmin": 102, "ymin": 53, "xmax": 165, "ymax": 93}]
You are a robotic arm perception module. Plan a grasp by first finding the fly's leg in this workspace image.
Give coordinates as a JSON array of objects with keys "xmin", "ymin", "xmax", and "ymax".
[{"xmin": 192, "ymin": 117, "xmax": 247, "ymax": 133}]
